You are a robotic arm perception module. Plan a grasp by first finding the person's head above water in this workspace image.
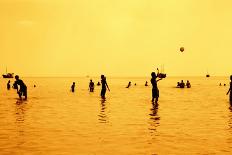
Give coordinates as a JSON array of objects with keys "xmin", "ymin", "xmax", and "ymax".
[
  {"xmin": 15, "ymin": 75, "xmax": 19, "ymax": 80},
  {"xmin": 151, "ymin": 72, "xmax": 156, "ymax": 78}
]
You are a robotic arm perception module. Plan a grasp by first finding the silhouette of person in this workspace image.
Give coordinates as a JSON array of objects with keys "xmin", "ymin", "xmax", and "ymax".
[
  {"xmin": 219, "ymin": 83, "xmax": 222, "ymax": 86},
  {"xmin": 97, "ymin": 81, "xmax": 101, "ymax": 86},
  {"xmin": 71, "ymin": 82, "xmax": 75, "ymax": 92},
  {"xmin": 13, "ymin": 75, "xmax": 27, "ymax": 100},
  {"xmin": 224, "ymin": 84, "xmax": 226, "ymax": 86},
  {"xmin": 180, "ymin": 80, "xmax": 185, "ymax": 88},
  {"xmin": 89, "ymin": 79, "xmax": 95, "ymax": 92},
  {"xmin": 186, "ymin": 80, "xmax": 191, "ymax": 88},
  {"xmin": 100, "ymin": 75, "xmax": 110, "ymax": 99},
  {"xmin": 134, "ymin": 83, "xmax": 137, "ymax": 86},
  {"xmin": 126, "ymin": 81, "xmax": 131, "ymax": 88},
  {"xmin": 7, "ymin": 80, "xmax": 11, "ymax": 90},
  {"xmin": 177, "ymin": 82, "xmax": 180, "ymax": 88},
  {"xmin": 227, "ymin": 75, "xmax": 232, "ymax": 104},
  {"xmin": 151, "ymin": 72, "xmax": 162, "ymax": 103},
  {"xmin": 145, "ymin": 81, "xmax": 148, "ymax": 86}
]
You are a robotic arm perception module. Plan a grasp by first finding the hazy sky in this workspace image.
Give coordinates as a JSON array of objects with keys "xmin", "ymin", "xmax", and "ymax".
[{"xmin": 0, "ymin": 0, "xmax": 232, "ymax": 77}]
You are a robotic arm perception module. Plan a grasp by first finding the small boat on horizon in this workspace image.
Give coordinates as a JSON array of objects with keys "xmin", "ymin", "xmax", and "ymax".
[{"xmin": 2, "ymin": 68, "xmax": 14, "ymax": 78}]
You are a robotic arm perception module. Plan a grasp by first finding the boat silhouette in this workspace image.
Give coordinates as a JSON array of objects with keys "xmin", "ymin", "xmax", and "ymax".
[{"xmin": 2, "ymin": 68, "xmax": 14, "ymax": 78}]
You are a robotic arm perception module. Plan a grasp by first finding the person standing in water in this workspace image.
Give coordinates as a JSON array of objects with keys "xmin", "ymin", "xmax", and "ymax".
[
  {"xmin": 226, "ymin": 75, "xmax": 232, "ymax": 104},
  {"xmin": 151, "ymin": 72, "xmax": 162, "ymax": 103},
  {"xmin": 186, "ymin": 80, "xmax": 191, "ymax": 88},
  {"xmin": 126, "ymin": 81, "xmax": 131, "ymax": 88},
  {"xmin": 100, "ymin": 75, "xmax": 110, "ymax": 99},
  {"xmin": 71, "ymin": 82, "xmax": 75, "ymax": 92},
  {"xmin": 13, "ymin": 75, "xmax": 27, "ymax": 100},
  {"xmin": 89, "ymin": 79, "xmax": 95, "ymax": 92},
  {"xmin": 7, "ymin": 80, "xmax": 11, "ymax": 90}
]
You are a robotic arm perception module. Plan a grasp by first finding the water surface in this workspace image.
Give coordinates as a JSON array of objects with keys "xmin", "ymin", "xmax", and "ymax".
[{"xmin": 0, "ymin": 76, "xmax": 232, "ymax": 154}]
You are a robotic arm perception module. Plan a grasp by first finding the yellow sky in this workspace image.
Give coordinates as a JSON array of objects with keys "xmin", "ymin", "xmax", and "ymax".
[{"xmin": 0, "ymin": 0, "xmax": 232, "ymax": 77}]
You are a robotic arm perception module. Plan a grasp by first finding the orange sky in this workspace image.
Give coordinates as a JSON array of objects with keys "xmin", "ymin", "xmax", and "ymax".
[{"xmin": 0, "ymin": 0, "xmax": 232, "ymax": 77}]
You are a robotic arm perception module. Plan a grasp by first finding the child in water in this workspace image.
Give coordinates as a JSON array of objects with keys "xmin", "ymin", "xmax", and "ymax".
[
  {"xmin": 100, "ymin": 75, "xmax": 110, "ymax": 99},
  {"xmin": 150, "ymin": 72, "xmax": 162, "ymax": 103},
  {"xmin": 13, "ymin": 75, "xmax": 27, "ymax": 100},
  {"xmin": 226, "ymin": 75, "xmax": 232, "ymax": 104}
]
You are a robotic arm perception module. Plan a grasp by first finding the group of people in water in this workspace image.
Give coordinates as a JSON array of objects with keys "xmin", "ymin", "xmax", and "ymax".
[
  {"xmin": 5, "ymin": 75, "xmax": 28, "ymax": 100},
  {"xmin": 177, "ymin": 80, "xmax": 191, "ymax": 88},
  {"xmin": 70, "ymin": 75, "xmax": 110, "ymax": 99},
  {"xmin": 3, "ymin": 73, "xmax": 232, "ymax": 105},
  {"xmin": 126, "ymin": 81, "xmax": 148, "ymax": 88}
]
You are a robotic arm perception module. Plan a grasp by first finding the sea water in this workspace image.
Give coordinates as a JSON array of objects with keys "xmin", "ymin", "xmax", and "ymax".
[{"xmin": 0, "ymin": 76, "xmax": 232, "ymax": 154}]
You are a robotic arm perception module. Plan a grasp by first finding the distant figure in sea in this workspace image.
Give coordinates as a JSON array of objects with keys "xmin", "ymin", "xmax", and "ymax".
[
  {"xmin": 226, "ymin": 75, "xmax": 232, "ymax": 104},
  {"xmin": 177, "ymin": 82, "xmax": 180, "ymax": 88},
  {"xmin": 13, "ymin": 75, "xmax": 27, "ymax": 100},
  {"xmin": 34, "ymin": 85, "xmax": 36, "ymax": 88},
  {"xmin": 180, "ymin": 80, "xmax": 185, "ymax": 88},
  {"xmin": 145, "ymin": 81, "xmax": 148, "ymax": 86},
  {"xmin": 71, "ymin": 82, "xmax": 75, "ymax": 92},
  {"xmin": 126, "ymin": 81, "xmax": 131, "ymax": 88},
  {"xmin": 97, "ymin": 81, "xmax": 101, "ymax": 86},
  {"xmin": 134, "ymin": 83, "xmax": 137, "ymax": 86},
  {"xmin": 7, "ymin": 80, "xmax": 11, "ymax": 90},
  {"xmin": 100, "ymin": 75, "xmax": 110, "ymax": 99},
  {"xmin": 186, "ymin": 80, "xmax": 191, "ymax": 88},
  {"xmin": 89, "ymin": 79, "xmax": 95, "ymax": 92},
  {"xmin": 219, "ymin": 83, "xmax": 222, "ymax": 86},
  {"xmin": 224, "ymin": 84, "xmax": 226, "ymax": 86},
  {"xmin": 151, "ymin": 72, "xmax": 162, "ymax": 103}
]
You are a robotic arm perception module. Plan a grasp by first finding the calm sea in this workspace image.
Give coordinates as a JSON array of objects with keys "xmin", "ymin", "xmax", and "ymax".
[{"xmin": 0, "ymin": 76, "xmax": 232, "ymax": 155}]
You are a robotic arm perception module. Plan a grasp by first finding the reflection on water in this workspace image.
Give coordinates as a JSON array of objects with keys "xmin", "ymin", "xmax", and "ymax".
[
  {"xmin": 15, "ymin": 101, "xmax": 26, "ymax": 149},
  {"xmin": 98, "ymin": 99, "xmax": 109, "ymax": 123},
  {"xmin": 148, "ymin": 102, "xmax": 160, "ymax": 135},
  {"xmin": 228, "ymin": 106, "xmax": 232, "ymax": 149}
]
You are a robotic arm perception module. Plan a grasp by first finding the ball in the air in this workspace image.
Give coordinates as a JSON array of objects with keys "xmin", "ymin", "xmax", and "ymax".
[{"xmin": 180, "ymin": 47, "xmax": 184, "ymax": 52}]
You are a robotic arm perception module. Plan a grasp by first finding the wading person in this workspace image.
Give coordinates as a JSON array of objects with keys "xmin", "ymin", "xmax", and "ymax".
[
  {"xmin": 100, "ymin": 75, "xmax": 110, "ymax": 99},
  {"xmin": 226, "ymin": 75, "xmax": 232, "ymax": 104},
  {"xmin": 71, "ymin": 82, "xmax": 75, "ymax": 92},
  {"xmin": 151, "ymin": 72, "xmax": 162, "ymax": 103},
  {"xmin": 13, "ymin": 75, "xmax": 27, "ymax": 100},
  {"xmin": 89, "ymin": 79, "xmax": 95, "ymax": 92}
]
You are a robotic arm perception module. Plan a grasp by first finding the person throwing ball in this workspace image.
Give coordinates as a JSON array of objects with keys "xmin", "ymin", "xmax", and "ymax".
[{"xmin": 13, "ymin": 75, "xmax": 27, "ymax": 100}]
